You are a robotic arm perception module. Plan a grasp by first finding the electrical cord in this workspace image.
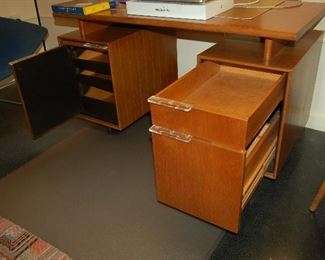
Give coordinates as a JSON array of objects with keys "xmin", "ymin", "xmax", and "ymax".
[
  {"xmin": 217, "ymin": 0, "xmax": 303, "ymax": 20},
  {"xmin": 234, "ymin": 0, "xmax": 261, "ymax": 7},
  {"xmin": 234, "ymin": 0, "xmax": 303, "ymax": 9}
]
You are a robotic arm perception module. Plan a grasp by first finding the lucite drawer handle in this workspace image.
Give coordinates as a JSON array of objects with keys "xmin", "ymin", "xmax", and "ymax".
[
  {"xmin": 148, "ymin": 96, "xmax": 192, "ymax": 112},
  {"xmin": 149, "ymin": 125, "xmax": 192, "ymax": 143},
  {"xmin": 83, "ymin": 42, "xmax": 108, "ymax": 51}
]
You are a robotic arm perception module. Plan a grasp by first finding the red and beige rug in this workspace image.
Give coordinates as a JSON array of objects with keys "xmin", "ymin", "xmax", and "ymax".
[{"xmin": 0, "ymin": 216, "xmax": 71, "ymax": 259}]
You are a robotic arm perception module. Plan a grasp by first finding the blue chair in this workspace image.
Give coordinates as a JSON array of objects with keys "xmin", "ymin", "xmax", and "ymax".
[{"xmin": 0, "ymin": 17, "xmax": 48, "ymax": 104}]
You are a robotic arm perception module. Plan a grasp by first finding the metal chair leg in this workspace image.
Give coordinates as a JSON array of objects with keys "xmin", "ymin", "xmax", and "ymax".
[
  {"xmin": 0, "ymin": 78, "xmax": 21, "ymax": 105},
  {"xmin": 0, "ymin": 98, "xmax": 22, "ymax": 105}
]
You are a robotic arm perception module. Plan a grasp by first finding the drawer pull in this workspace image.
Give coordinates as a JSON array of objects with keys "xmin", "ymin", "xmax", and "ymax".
[
  {"xmin": 149, "ymin": 125, "xmax": 192, "ymax": 143},
  {"xmin": 148, "ymin": 96, "xmax": 192, "ymax": 112},
  {"xmin": 83, "ymin": 43, "xmax": 108, "ymax": 51}
]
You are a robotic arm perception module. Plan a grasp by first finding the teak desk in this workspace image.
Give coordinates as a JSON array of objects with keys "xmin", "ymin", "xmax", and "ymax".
[{"xmin": 12, "ymin": 2, "xmax": 325, "ymax": 232}]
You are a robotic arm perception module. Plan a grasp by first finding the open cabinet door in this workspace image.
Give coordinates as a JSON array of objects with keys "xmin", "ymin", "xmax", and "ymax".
[{"xmin": 11, "ymin": 46, "xmax": 80, "ymax": 138}]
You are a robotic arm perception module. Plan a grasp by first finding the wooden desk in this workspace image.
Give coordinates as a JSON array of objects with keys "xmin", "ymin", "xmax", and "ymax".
[{"xmin": 13, "ymin": 1, "xmax": 325, "ymax": 232}]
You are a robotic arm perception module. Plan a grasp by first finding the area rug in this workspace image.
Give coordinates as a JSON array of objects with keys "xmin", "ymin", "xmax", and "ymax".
[{"xmin": 0, "ymin": 216, "xmax": 71, "ymax": 259}]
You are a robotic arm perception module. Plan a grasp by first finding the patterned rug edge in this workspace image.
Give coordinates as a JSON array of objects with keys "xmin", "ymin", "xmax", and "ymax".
[{"xmin": 0, "ymin": 216, "xmax": 71, "ymax": 259}]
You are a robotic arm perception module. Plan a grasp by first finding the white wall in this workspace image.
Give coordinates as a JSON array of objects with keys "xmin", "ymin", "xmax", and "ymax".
[
  {"xmin": 306, "ymin": 2, "xmax": 325, "ymax": 131},
  {"xmin": 36, "ymin": 0, "xmax": 78, "ymax": 49},
  {"xmin": 177, "ymin": 40, "xmax": 215, "ymax": 77},
  {"xmin": 1, "ymin": 0, "xmax": 324, "ymax": 131},
  {"xmin": 0, "ymin": 0, "xmax": 36, "ymax": 20},
  {"xmin": 0, "ymin": 0, "xmax": 77, "ymax": 49}
]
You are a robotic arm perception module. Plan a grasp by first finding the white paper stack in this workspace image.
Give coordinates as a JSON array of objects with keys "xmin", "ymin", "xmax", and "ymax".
[{"xmin": 126, "ymin": 0, "xmax": 234, "ymax": 20}]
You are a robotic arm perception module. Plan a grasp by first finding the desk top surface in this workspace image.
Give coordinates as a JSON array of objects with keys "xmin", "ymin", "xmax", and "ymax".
[{"xmin": 54, "ymin": 2, "xmax": 325, "ymax": 41}]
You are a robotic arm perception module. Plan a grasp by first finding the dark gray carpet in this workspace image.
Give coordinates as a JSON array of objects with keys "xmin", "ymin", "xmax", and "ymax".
[{"xmin": 0, "ymin": 114, "xmax": 223, "ymax": 260}]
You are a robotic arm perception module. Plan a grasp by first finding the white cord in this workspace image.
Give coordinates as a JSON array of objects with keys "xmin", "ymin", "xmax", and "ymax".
[
  {"xmin": 234, "ymin": 0, "xmax": 303, "ymax": 9},
  {"xmin": 217, "ymin": 0, "xmax": 303, "ymax": 20},
  {"xmin": 234, "ymin": 0, "xmax": 261, "ymax": 7}
]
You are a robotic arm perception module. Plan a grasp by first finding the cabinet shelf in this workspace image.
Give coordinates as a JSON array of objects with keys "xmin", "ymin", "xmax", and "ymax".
[
  {"xmin": 79, "ymin": 70, "xmax": 113, "ymax": 92},
  {"xmin": 81, "ymin": 87, "xmax": 117, "ymax": 124},
  {"xmin": 83, "ymin": 86, "xmax": 115, "ymax": 103},
  {"xmin": 73, "ymin": 49, "xmax": 110, "ymax": 75},
  {"xmin": 77, "ymin": 49, "xmax": 108, "ymax": 62}
]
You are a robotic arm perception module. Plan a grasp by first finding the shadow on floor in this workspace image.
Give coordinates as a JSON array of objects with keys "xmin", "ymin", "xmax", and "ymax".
[{"xmin": 0, "ymin": 85, "xmax": 89, "ymax": 177}]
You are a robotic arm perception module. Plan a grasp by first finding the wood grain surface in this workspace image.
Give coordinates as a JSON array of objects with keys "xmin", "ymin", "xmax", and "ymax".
[{"xmin": 54, "ymin": 2, "xmax": 325, "ymax": 41}]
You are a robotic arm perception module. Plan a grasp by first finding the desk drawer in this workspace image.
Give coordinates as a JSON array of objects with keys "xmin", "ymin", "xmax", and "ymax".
[
  {"xmin": 149, "ymin": 61, "xmax": 284, "ymax": 150},
  {"xmin": 242, "ymin": 111, "xmax": 280, "ymax": 208},
  {"xmin": 149, "ymin": 111, "xmax": 279, "ymax": 233},
  {"xmin": 150, "ymin": 125, "xmax": 245, "ymax": 233}
]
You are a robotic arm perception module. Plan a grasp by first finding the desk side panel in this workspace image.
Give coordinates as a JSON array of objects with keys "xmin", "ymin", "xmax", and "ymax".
[
  {"xmin": 109, "ymin": 29, "xmax": 177, "ymax": 129},
  {"xmin": 275, "ymin": 33, "xmax": 323, "ymax": 176}
]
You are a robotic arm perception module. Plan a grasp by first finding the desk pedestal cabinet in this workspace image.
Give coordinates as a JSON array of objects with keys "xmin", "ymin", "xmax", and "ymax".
[
  {"xmin": 149, "ymin": 61, "xmax": 284, "ymax": 232},
  {"xmin": 12, "ymin": 25, "xmax": 177, "ymax": 138},
  {"xmin": 149, "ymin": 30, "xmax": 323, "ymax": 233}
]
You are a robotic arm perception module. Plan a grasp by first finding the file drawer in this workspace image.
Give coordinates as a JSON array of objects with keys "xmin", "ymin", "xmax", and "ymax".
[
  {"xmin": 148, "ymin": 61, "xmax": 284, "ymax": 232},
  {"xmin": 242, "ymin": 111, "xmax": 280, "ymax": 208}
]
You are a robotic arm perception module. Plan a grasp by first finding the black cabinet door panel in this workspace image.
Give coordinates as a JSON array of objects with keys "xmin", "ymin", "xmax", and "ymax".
[{"xmin": 12, "ymin": 46, "xmax": 80, "ymax": 138}]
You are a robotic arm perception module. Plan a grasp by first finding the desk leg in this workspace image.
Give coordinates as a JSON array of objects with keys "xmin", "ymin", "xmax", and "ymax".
[{"xmin": 310, "ymin": 180, "xmax": 325, "ymax": 212}]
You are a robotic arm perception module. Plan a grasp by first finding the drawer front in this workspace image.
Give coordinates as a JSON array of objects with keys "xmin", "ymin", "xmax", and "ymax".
[
  {"xmin": 150, "ymin": 100, "xmax": 247, "ymax": 150},
  {"xmin": 242, "ymin": 112, "xmax": 280, "ymax": 208},
  {"xmin": 150, "ymin": 125, "xmax": 245, "ymax": 233},
  {"xmin": 149, "ymin": 62, "xmax": 285, "ymax": 150}
]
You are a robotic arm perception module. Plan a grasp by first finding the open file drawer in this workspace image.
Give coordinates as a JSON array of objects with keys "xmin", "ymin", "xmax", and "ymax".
[{"xmin": 148, "ymin": 61, "xmax": 285, "ymax": 232}]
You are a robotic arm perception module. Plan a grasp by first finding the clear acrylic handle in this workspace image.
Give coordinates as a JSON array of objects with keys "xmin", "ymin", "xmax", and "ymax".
[
  {"xmin": 149, "ymin": 125, "xmax": 192, "ymax": 143},
  {"xmin": 83, "ymin": 42, "xmax": 108, "ymax": 51},
  {"xmin": 148, "ymin": 96, "xmax": 192, "ymax": 112}
]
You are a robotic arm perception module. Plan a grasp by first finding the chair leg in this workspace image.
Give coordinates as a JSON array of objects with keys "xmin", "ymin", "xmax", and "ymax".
[
  {"xmin": 0, "ymin": 78, "xmax": 21, "ymax": 105},
  {"xmin": 309, "ymin": 180, "xmax": 325, "ymax": 212},
  {"xmin": 0, "ymin": 98, "xmax": 22, "ymax": 105},
  {"xmin": 0, "ymin": 78, "xmax": 15, "ymax": 90}
]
